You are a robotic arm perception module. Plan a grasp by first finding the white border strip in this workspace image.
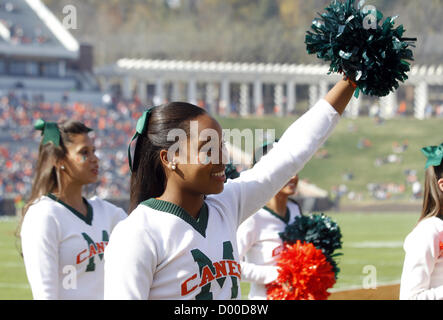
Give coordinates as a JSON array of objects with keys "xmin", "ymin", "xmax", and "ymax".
[
  {"xmin": 330, "ymin": 280, "xmax": 401, "ymax": 293},
  {"xmin": 0, "ymin": 282, "xmax": 30, "ymax": 289}
]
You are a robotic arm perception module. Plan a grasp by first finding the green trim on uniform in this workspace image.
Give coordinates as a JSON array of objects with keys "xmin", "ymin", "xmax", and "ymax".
[
  {"xmin": 47, "ymin": 193, "xmax": 93, "ymax": 225},
  {"xmin": 263, "ymin": 206, "xmax": 290, "ymax": 224},
  {"xmin": 142, "ymin": 198, "xmax": 209, "ymax": 238}
]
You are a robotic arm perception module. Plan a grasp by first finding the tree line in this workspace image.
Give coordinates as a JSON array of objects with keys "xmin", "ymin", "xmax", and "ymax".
[{"xmin": 43, "ymin": 0, "xmax": 443, "ymax": 66}]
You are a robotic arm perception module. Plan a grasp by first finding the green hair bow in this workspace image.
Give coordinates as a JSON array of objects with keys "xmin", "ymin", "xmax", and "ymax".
[
  {"xmin": 34, "ymin": 119, "xmax": 61, "ymax": 147},
  {"xmin": 128, "ymin": 108, "xmax": 153, "ymax": 172},
  {"xmin": 421, "ymin": 143, "xmax": 443, "ymax": 170}
]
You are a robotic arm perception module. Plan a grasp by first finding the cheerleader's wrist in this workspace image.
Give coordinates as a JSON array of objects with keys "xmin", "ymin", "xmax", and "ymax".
[{"xmin": 343, "ymin": 75, "xmax": 358, "ymax": 89}]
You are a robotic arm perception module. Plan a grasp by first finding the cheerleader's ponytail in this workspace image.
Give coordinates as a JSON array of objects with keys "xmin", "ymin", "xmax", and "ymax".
[{"xmin": 128, "ymin": 102, "xmax": 206, "ymax": 213}]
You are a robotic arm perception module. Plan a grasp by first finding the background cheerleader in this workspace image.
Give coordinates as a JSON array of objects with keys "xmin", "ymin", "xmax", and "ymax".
[
  {"xmin": 237, "ymin": 140, "xmax": 303, "ymax": 300},
  {"xmin": 19, "ymin": 119, "xmax": 127, "ymax": 300},
  {"xmin": 400, "ymin": 143, "xmax": 443, "ymax": 300}
]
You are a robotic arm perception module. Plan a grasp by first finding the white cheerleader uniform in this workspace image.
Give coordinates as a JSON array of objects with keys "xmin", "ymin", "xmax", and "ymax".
[
  {"xmin": 237, "ymin": 200, "xmax": 302, "ymax": 300},
  {"xmin": 400, "ymin": 216, "xmax": 443, "ymax": 300},
  {"xmin": 20, "ymin": 194, "xmax": 127, "ymax": 300},
  {"xmin": 103, "ymin": 99, "xmax": 341, "ymax": 300}
]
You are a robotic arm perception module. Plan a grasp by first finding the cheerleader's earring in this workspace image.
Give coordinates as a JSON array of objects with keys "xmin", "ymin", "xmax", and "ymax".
[
  {"xmin": 170, "ymin": 161, "xmax": 177, "ymax": 171},
  {"xmin": 60, "ymin": 165, "xmax": 65, "ymax": 170}
]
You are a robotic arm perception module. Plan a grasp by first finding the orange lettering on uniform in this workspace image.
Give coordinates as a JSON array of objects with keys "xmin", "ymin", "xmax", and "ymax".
[
  {"xmin": 96, "ymin": 242, "xmax": 105, "ymax": 254},
  {"xmin": 88, "ymin": 244, "xmax": 97, "ymax": 258},
  {"xmin": 199, "ymin": 265, "xmax": 215, "ymax": 287},
  {"xmin": 181, "ymin": 274, "xmax": 198, "ymax": 296},
  {"xmin": 272, "ymin": 245, "xmax": 284, "ymax": 257},
  {"xmin": 227, "ymin": 260, "xmax": 241, "ymax": 278},
  {"xmin": 213, "ymin": 261, "xmax": 228, "ymax": 278},
  {"xmin": 76, "ymin": 249, "xmax": 88, "ymax": 264}
]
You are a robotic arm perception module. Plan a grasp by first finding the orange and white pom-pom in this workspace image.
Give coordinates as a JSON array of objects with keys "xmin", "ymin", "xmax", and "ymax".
[{"xmin": 266, "ymin": 241, "xmax": 336, "ymax": 300}]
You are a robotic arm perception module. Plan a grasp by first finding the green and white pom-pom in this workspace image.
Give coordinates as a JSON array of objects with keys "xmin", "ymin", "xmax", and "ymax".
[
  {"xmin": 279, "ymin": 213, "xmax": 343, "ymax": 278},
  {"xmin": 305, "ymin": 0, "xmax": 416, "ymax": 97}
]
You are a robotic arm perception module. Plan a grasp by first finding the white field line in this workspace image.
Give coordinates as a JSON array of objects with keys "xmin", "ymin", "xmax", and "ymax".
[
  {"xmin": 344, "ymin": 241, "xmax": 404, "ymax": 249},
  {"xmin": 0, "ymin": 262, "xmax": 24, "ymax": 268},
  {"xmin": 329, "ymin": 280, "xmax": 401, "ymax": 293},
  {"xmin": 0, "ymin": 216, "xmax": 18, "ymax": 223},
  {"xmin": 0, "ymin": 282, "xmax": 30, "ymax": 289},
  {"xmin": 337, "ymin": 260, "xmax": 403, "ymax": 267}
]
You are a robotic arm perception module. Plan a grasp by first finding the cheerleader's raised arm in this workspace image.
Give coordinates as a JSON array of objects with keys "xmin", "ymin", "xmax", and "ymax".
[
  {"xmin": 103, "ymin": 77, "xmax": 355, "ymax": 300},
  {"xmin": 211, "ymin": 79, "xmax": 356, "ymax": 227}
]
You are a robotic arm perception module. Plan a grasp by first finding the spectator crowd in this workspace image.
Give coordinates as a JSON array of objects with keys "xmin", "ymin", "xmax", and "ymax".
[{"xmin": 0, "ymin": 91, "xmax": 146, "ymax": 200}]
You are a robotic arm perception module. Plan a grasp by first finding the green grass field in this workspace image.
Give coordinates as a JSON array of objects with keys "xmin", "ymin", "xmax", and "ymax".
[
  {"xmin": 0, "ymin": 218, "xmax": 31, "ymax": 300},
  {"xmin": 217, "ymin": 116, "xmax": 443, "ymax": 202},
  {"xmin": 1, "ymin": 212, "xmax": 418, "ymax": 300}
]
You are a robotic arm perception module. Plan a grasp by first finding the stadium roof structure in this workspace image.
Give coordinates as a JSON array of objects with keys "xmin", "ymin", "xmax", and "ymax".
[
  {"xmin": 96, "ymin": 58, "xmax": 443, "ymax": 121},
  {"xmin": 409, "ymin": 65, "xmax": 443, "ymax": 85},
  {"xmin": 0, "ymin": 0, "xmax": 79, "ymax": 59},
  {"xmin": 96, "ymin": 58, "xmax": 341, "ymax": 84},
  {"xmin": 97, "ymin": 58, "xmax": 443, "ymax": 85}
]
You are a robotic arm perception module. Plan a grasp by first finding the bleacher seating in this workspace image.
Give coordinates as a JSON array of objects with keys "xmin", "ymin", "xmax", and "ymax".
[{"xmin": 0, "ymin": 92, "xmax": 144, "ymax": 199}]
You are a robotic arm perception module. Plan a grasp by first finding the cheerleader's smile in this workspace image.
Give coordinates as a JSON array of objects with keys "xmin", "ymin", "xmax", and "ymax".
[{"xmin": 210, "ymin": 169, "xmax": 226, "ymax": 182}]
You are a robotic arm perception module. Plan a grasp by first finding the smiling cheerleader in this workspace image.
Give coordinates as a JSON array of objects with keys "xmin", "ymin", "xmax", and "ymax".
[{"xmin": 103, "ymin": 80, "xmax": 356, "ymax": 300}]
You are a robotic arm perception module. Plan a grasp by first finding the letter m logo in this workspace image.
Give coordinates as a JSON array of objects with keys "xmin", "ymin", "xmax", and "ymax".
[
  {"xmin": 81, "ymin": 230, "xmax": 109, "ymax": 272},
  {"xmin": 190, "ymin": 241, "xmax": 239, "ymax": 300}
]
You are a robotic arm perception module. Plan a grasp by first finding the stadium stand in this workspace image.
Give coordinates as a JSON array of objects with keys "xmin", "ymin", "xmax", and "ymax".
[
  {"xmin": 0, "ymin": 92, "xmax": 142, "ymax": 203},
  {"xmin": 0, "ymin": 0, "xmax": 101, "ymax": 104}
]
